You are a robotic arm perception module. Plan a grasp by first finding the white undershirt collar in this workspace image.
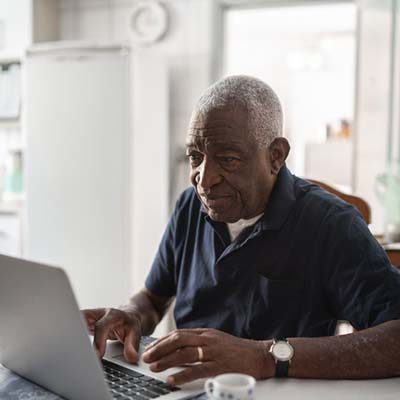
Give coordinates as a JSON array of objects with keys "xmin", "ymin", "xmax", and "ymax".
[{"xmin": 227, "ymin": 213, "xmax": 264, "ymax": 241}]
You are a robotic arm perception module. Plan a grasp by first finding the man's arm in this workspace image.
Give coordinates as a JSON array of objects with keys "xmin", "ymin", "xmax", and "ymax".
[
  {"xmin": 286, "ymin": 319, "xmax": 400, "ymax": 379},
  {"xmin": 142, "ymin": 320, "xmax": 400, "ymax": 385},
  {"xmin": 83, "ymin": 288, "xmax": 173, "ymax": 363}
]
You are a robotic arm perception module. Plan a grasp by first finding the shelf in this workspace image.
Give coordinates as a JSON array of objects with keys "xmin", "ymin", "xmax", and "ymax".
[
  {"xmin": 0, "ymin": 55, "xmax": 21, "ymax": 64},
  {"xmin": 0, "ymin": 120, "xmax": 20, "ymax": 129},
  {"xmin": 0, "ymin": 202, "xmax": 22, "ymax": 215}
]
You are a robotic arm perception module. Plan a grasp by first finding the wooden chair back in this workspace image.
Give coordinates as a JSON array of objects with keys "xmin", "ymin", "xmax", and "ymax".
[{"xmin": 307, "ymin": 179, "xmax": 371, "ymax": 225}]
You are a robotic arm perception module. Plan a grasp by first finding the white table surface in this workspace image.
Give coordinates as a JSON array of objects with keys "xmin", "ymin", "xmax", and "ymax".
[
  {"xmin": 255, "ymin": 376, "xmax": 400, "ymax": 399},
  {"xmin": 1, "ymin": 364, "xmax": 400, "ymax": 400}
]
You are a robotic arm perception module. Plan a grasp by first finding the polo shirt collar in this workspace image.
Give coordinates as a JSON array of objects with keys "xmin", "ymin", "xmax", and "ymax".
[{"xmin": 260, "ymin": 164, "xmax": 296, "ymax": 231}]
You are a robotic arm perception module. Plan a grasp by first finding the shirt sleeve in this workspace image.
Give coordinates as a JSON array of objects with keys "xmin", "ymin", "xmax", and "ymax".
[
  {"xmin": 323, "ymin": 208, "xmax": 400, "ymax": 329},
  {"xmin": 144, "ymin": 198, "xmax": 180, "ymax": 298}
]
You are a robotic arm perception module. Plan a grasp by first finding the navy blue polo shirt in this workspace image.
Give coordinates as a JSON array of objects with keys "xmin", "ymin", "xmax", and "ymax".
[{"xmin": 145, "ymin": 166, "xmax": 400, "ymax": 339}]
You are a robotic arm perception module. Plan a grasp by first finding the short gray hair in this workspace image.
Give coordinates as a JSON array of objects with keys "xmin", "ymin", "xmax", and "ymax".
[{"xmin": 191, "ymin": 75, "xmax": 283, "ymax": 148}]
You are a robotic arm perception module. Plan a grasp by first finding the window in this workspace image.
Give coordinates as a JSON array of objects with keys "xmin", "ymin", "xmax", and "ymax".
[{"xmin": 223, "ymin": 3, "xmax": 356, "ymax": 190}]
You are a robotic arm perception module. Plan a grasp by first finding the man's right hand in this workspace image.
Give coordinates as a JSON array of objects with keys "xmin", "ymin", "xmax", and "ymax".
[{"xmin": 83, "ymin": 308, "xmax": 142, "ymax": 364}]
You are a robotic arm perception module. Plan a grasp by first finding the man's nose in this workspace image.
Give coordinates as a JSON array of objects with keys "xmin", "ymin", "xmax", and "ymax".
[{"xmin": 196, "ymin": 159, "xmax": 222, "ymax": 191}]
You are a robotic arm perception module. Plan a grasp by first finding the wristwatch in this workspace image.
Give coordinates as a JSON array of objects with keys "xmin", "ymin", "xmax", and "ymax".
[{"xmin": 269, "ymin": 338, "xmax": 294, "ymax": 378}]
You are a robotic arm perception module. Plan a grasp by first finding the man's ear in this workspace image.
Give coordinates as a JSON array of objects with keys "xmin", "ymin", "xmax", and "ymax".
[{"xmin": 269, "ymin": 137, "xmax": 290, "ymax": 175}]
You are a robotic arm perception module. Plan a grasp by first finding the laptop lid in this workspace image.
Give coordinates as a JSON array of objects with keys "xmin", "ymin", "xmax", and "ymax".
[{"xmin": 0, "ymin": 254, "xmax": 112, "ymax": 400}]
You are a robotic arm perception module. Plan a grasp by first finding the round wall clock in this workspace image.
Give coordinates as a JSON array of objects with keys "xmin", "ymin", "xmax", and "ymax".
[{"xmin": 130, "ymin": 1, "xmax": 169, "ymax": 45}]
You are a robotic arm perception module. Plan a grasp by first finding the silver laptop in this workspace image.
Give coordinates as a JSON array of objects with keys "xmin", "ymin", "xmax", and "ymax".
[{"xmin": 0, "ymin": 254, "xmax": 205, "ymax": 400}]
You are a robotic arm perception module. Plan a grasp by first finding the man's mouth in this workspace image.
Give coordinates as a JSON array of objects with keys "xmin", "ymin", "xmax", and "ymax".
[{"xmin": 201, "ymin": 195, "xmax": 232, "ymax": 210}]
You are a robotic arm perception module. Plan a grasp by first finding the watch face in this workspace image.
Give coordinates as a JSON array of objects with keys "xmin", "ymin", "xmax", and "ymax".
[{"xmin": 272, "ymin": 341, "xmax": 294, "ymax": 361}]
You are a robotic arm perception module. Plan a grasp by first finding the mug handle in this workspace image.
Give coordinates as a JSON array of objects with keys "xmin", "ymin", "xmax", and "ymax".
[{"xmin": 205, "ymin": 378, "xmax": 215, "ymax": 399}]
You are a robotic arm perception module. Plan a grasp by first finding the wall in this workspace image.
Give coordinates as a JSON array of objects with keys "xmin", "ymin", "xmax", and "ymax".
[
  {"xmin": 391, "ymin": 0, "xmax": 400, "ymax": 161},
  {"xmin": 0, "ymin": 0, "xmax": 32, "ymax": 58},
  {"xmin": 0, "ymin": 0, "xmax": 58, "ymax": 58}
]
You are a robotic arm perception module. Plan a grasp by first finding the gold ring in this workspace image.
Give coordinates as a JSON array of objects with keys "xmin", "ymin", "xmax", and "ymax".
[{"xmin": 197, "ymin": 346, "xmax": 204, "ymax": 362}]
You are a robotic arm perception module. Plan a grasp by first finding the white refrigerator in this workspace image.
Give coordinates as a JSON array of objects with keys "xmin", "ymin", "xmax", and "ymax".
[{"xmin": 24, "ymin": 43, "xmax": 169, "ymax": 309}]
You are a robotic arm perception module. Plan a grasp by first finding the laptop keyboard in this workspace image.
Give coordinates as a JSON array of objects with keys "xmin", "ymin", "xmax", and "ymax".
[{"xmin": 102, "ymin": 359, "xmax": 180, "ymax": 400}]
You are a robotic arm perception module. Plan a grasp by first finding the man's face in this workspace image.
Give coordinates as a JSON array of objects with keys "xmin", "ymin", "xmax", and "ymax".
[{"xmin": 186, "ymin": 105, "xmax": 277, "ymax": 223}]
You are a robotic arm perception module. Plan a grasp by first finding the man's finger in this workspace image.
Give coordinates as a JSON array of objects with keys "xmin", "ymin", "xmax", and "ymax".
[
  {"xmin": 123, "ymin": 329, "xmax": 140, "ymax": 364},
  {"xmin": 149, "ymin": 346, "xmax": 199, "ymax": 372},
  {"xmin": 143, "ymin": 332, "xmax": 204, "ymax": 363},
  {"xmin": 145, "ymin": 328, "xmax": 208, "ymax": 350},
  {"xmin": 82, "ymin": 309, "xmax": 103, "ymax": 329},
  {"xmin": 93, "ymin": 317, "xmax": 114, "ymax": 358},
  {"xmin": 167, "ymin": 362, "xmax": 213, "ymax": 386}
]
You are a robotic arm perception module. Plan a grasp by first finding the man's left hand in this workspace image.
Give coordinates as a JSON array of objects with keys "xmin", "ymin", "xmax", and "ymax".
[{"xmin": 142, "ymin": 328, "xmax": 273, "ymax": 385}]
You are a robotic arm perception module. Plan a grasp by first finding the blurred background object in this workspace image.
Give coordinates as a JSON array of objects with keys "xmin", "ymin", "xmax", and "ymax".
[
  {"xmin": 376, "ymin": 160, "xmax": 400, "ymax": 243},
  {"xmin": 3, "ymin": 148, "xmax": 23, "ymax": 202},
  {"xmin": 0, "ymin": 62, "xmax": 21, "ymax": 120}
]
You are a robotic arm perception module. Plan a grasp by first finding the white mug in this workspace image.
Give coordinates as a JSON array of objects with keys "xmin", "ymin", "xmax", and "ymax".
[{"xmin": 205, "ymin": 373, "xmax": 256, "ymax": 400}]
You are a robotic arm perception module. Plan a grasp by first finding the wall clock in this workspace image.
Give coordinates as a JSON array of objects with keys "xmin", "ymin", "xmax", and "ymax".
[{"xmin": 130, "ymin": 1, "xmax": 169, "ymax": 45}]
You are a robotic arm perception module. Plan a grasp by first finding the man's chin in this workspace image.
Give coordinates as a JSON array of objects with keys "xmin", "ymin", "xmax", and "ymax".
[{"xmin": 207, "ymin": 209, "xmax": 240, "ymax": 223}]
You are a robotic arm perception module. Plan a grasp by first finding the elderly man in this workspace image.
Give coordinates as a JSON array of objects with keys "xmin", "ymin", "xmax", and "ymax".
[{"xmin": 84, "ymin": 76, "xmax": 400, "ymax": 385}]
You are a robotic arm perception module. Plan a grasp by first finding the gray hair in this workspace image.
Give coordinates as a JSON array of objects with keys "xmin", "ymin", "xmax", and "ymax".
[{"xmin": 191, "ymin": 75, "xmax": 283, "ymax": 148}]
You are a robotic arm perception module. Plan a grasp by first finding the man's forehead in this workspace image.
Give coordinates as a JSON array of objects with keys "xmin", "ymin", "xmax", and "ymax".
[
  {"xmin": 187, "ymin": 125, "xmax": 237, "ymax": 138},
  {"xmin": 186, "ymin": 135, "xmax": 245, "ymax": 148},
  {"xmin": 185, "ymin": 130, "xmax": 253, "ymax": 155},
  {"xmin": 187, "ymin": 106, "xmax": 251, "ymax": 147},
  {"xmin": 189, "ymin": 105, "xmax": 248, "ymax": 128}
]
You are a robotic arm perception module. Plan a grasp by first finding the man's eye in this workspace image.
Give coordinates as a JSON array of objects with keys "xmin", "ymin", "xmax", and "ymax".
[
  {"xmin": 219, "ymin": 157, "xmax": 238, "ymax": 164},
  {"xmin": 187, "ymin": 153, "xmax": 203, "ymax": 165}
]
